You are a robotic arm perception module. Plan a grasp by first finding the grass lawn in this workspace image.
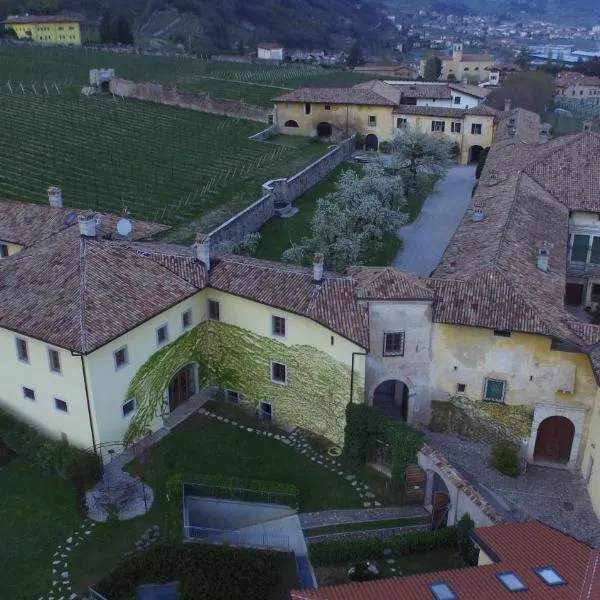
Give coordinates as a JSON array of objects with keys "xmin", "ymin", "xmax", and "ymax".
[
  {"xmin": 304, "ymin": 516, "xmax": 429, "ymax": 536},
  {"xmin": 314, "ymin": 546, "xmax": 466, "ymax": 586}
]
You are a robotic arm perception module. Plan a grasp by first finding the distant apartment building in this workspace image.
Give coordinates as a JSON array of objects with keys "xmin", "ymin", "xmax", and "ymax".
[
  {"xmin": 2, "ymin": 15, "xmax": 88, "ymax": 45},
  {"xmin": 257, "ymin": 43, "xmax": 284, "ymax": 61},
  {"xmin": 554, "ymin": 71, "xmax": 600, "ymax": 99}
]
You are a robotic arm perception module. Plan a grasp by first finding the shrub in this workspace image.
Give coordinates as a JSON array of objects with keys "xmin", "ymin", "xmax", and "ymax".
[
  {"xmin": 0, "ymin": 438, "xmax": 15, "ymax": 466},
  {"xmin": 378, "ymin": 141, "xmax": 392, "ymax": 154},
  {"xmin": 348, "ymin": 561, "xmax": 379, "ymax": 582},
  {"xmin": 456, "ymin": 514, "xmax": 479, "ymax": 565},
  {"xmin": 0, "ymin": 408, "xmax": 101, "ymax": 488},
  {"xmin": 450, "ymin": 142, "xmax": 460, "ymax": 158},
  {"xmin": 491, "ymin": 443, "xmax": 519, "ymax": 477},
  {"xmin": 355, "ymin": 132, "xmax": 365, "ymax": 150},
  {"xmin": 309, "ymin": 527, "xmax": 457, "ymax": 566}
]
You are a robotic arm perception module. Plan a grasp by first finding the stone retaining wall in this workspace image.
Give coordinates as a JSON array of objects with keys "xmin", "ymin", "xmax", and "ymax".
[
  {"xmin": 208, "ymin": 136, "xmax": 355, "ymax": 245},
  {"xmin": 109, "ymin": 77, "xmax": 271, "ymax": 122},
  {"xmin": 305, "ymin": 524, "xmax": 430, "ymax": 544}
]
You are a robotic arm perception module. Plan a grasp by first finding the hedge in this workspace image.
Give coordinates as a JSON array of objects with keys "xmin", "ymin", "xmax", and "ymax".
[
  {"xmin": 344, "ymin": 403, "xmax": 423, "ymax": 490},
  {"xmin": 0, "ymin": 408, "xmax": 101, "ymax": 489},
  {"xmin": 167, "ymin": 472, "xmax": 299, "ymax": 508},
  {"xmin": 94, "ymin": 542, "xmax": 294, "ymax": 600},
  {"xmin": 309, "ymin": 527, "xmax": 458, "ymax": 566}
]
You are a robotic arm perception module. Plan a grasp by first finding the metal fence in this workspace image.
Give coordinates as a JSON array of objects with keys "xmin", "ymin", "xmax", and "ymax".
[
  {"xmin": 88, "ymin": 588, "xmax": 109, "ymax": 600},
  {"xmin": 182, "ymin": 481, "xmax": 298, "ymax": 508},
  {"xmin": 184, "ymin": 525, "xmax": 290, "ymax": 550}
]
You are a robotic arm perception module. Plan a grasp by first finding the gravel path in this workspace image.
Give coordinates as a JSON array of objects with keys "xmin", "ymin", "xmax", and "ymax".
[
  {"xmin": 299, "ymin": 506, "xmax": 427, "ymax": 528},
  {"xmin": 426, "ymin": 431, "xmax": 600, "ymax": 547}
]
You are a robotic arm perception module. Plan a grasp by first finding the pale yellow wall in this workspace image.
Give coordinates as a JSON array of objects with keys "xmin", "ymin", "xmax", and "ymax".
[
  {"xmin": 275, "ymin": 102, "xmax": 393, "ymax": 144},
  {"xmin": 461, "ymin": 115, "xmax": 494, "ymax": 163},
  {"xmin": 581, "ymin": 388, "xmax": 600, "ymax": 517},
  {"xmin": 420, "ymin": 58, "xmax": 493, "ymax": 82},
  {"xmin": 7, "ymin": 21, "xmax": 81, "ymax": 44},
  {"xmin": 85, "ymin": 288, "xmax": 366, "ymax": 445},
  {"xmin": 557, "ymin": 83, "xmax": 600, "ymax": 97},
  {"xmin": 477, "ymin": 549, "xmax": 494, "ymax": 566},
  {"xmin": 0, "ymin": 327, "xmax": 92, "ymax": 447},
  {"xmin": 0, "ymin": 241, "xmax": 22, "ymax": 257},
  {"xmin": 431, "ymin": 324, "xmax": 597, "ymax": 409}
]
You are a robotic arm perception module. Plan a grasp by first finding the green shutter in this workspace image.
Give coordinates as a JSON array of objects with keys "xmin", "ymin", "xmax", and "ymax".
[
  {"xmin": 572, "ymin": 235, "xmax": 589, "ymax": 262},
  {"xmin": 485, "ymin": 379, "xmax": 505, "ymax": 402}
]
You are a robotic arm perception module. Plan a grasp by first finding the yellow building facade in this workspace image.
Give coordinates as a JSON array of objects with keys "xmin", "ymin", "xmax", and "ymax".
[
  {"xmin": 4, "ymin": 16, "xmax": 82, "ymax": 45},
  {"xmin": 420, "ymin": 43, "xmax": 495, "ymax": 83}
]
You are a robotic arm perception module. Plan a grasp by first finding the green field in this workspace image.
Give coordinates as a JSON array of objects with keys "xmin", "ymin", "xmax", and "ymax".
[
  {"xmin": 0, "ymin": 90, "xmax": 327, "ymax": 228},
  {"xmin": 0, "ymin": 45, "xmax": 391, "ymax": 106}
]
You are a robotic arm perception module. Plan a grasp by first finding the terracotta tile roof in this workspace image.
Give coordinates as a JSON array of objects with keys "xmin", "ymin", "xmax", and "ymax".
[
  {"xmin": 351, "ymin": 80, "xmax": 402, "ymax": 104},
  {"xmin": 273, "ymin": 88, "xmax": 397, "ymax": 106},
  {"xmin": 3, "ymin": 14, "xmax": 81, "ymax": 24},
  {"xmin": 440, "ymin": 53, "xmax": 494, "ymax": 62},
  {"xmin": 392, "ymin": 105, "xmax": 466, "ymax": 118},
  {"xmin": 449, "ymin": 83, "xmax": 493, "ymax": 98},
  {"xmin": 465, "ymin": 104, "xmax": 499, "ymax": 116},
  {"xmin": 397, "ymin": 84, "xmax": 453, "ymax": 99},
  {"xmin": 554, "ymin": 71, "xmax": 600, "ymax": 87},
  {"xmin": 292, "ymin": 521, "xmax": 596, "ymax": 600},
  {"xmin": 0, "ymin": 199, "xmax": 168, "ymax": 247},
  {"xmin": 348, "ymin": 266, "xmax": 434, "ymax": 301}
]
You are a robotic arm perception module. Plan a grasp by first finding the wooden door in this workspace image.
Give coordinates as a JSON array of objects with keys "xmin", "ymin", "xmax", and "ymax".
[
  {"xmin": 169, "ymin": 368, "xmax": 189, "ymax": 412},
  {"xmin": 565, "ymin": 283, "xmax": 584, "ymax": 306},
  {"xmin": 432, "ymin": 492, "xmax": 449, "ymax": 530},
  {"xmin": 534, "ymin": 416, "xmax": 575, "ymax": 463}
]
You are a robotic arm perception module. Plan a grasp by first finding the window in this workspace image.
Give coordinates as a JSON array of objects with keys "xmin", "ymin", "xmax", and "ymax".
[
  {"xmin": 156, "ymin": 324, "xmax": 169, "ymax": 346},
  {"xmin": 114, "ymin": 346, "xmax": 128, "ymax": 370},
  {"xmin": 16, "ymin": 337, "xmax": 29, "ymax": 363},
  {"xmin": 464, "ymin": 67, "xmax": 470, "ymax": 71},
  {"xmin": 305, "ymin": 103, "xmax": 311, "ymax": 115},
  {"xmin": 590, "ymin": 237, "xmax": 600, "ymax": 264},
  {"xmin": 383, "ymin": 332, "xmax": 405, "ymax": 356},
  {"xmin": 456, "ymin": 383, "xmax": 466, "ymax": 394},
  {"xmin": 23, "ymin": 387, "xmax": 35, "ymax": 401},
  {"xmin": 493, "ymin": 329, "xmax": 511, "ymax": 337},
  {"xmin": 54, "ymin": 398, "xmax": 68, "ymax": 413},
  {"xmin": 454, "ymin": 96, "xmax": 461, "ymax": 104},
  {"xmin": 429, "ymin": 582, "xmax": 457, "ymax": 600},
  {"xmin": 451, "ymin": 121, "xmax": 461, "ymax": 133},
  {"xmin": 122, "ymin": 399, "xmax": 136, "ymax": 417},
  {"xmin": 272, "ymin": 316, "xmax": 286, "ymax": 337},
  {"xmin": 208, "ymin": 300, "xmax": 220, "ymax": 321},
  {"xmin": 225, "ymin": 389, "xmax": 240, "ymax": 404},
  {"xmin": 474, "ymin": 66, "xmax": 480, "ymax": 71},
  {"xmin": 497, "ymin": 572, "xmax": 527, "ymax": 592},
  {"xmin": 182, "ymin": 309, "xmax": 193, "ymax": 330},
  {"xmin": 592, "ymin": 284, "xmax": 600, "ymax": 303},
  {"xmin": 271, "ymin": 361, "xmax": 287, "ymax": 384},
  {"xmin": 0, "ymin": 244, "xmax": 8, "ymax": 258},
  {"xmin": 48, "ymin": 348, "xmax": 61, "ymax": 374},
  {"xmin": 396, "ymin": 117, "xmax": 407, "ymax": 128},
  {"xmin": 471, "ymin": 123, "xmax": 483, "ymax": 135},
  {"xmin": 484, "ymin": 378, "xmax": 506, "ymax": 403},
  {"xmin": 571, "ymin": 234, "xmax": 589, "ymax": 262},
  {"xmin": 368, "ymin": 115, "xmax": 377, "ymax": 126},
  {"xmin": 431, "ymin": 120, "xmax": 445, "ymax": 132},
  {"xmin": 324, "ymin": 104, "xmax": 331, "ymax": 110},
  {"xmin": 534, "ymin": 567, "xmax": 566, "ymax": 586}
]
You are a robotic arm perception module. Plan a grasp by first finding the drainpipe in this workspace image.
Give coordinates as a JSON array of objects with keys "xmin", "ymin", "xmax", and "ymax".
[
  {"xmin": 349, "ymin": 351, "xmax": 368, "ymax": 405},
  {"xmin": 72, "ymin": 351, "xmax": 98, "ymax": 454}
]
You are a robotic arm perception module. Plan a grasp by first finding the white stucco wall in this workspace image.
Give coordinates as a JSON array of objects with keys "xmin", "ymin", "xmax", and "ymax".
[{"xmin": 365, "ymin": 300, "xmax": 433, "ymax": 424}]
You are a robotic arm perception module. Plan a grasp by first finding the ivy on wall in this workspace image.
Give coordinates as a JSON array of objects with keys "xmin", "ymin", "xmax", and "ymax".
[
  {"xmin": 430, "ymin": 396, "xmax": 534, "ymax": 448},
  {"xmin": 124, "ymin": 321, "xmax": 362, "ymax": 446}
]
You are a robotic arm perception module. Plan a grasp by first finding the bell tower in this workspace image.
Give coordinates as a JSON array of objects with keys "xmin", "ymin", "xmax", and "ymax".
[{"xmin": 452, "ymin": 42, "xmax": 463, "ymax": 61}]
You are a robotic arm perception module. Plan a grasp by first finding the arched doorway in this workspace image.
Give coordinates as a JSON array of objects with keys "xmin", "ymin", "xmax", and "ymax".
[
  {"xmin": 284, "ymin": 119, "xmax": 299, "ymax": 128},
  {"xmin": 430, "ymin": 472, "xmax": 450, "ymax": 529},
  {"xmin": 468, "ymin": 145, "xmax": 484, "ymax": 163},
  {"xmin": 534, "ymin": 416, "xmax": 575, "ymax": 464},
  {"xmin": 317, "ymin": 122, "xmax": 333, "ymax": 137},
  {"xmin": 372, "ymin": 380, "xmax": 409, "ymax": 421},
  {"xmin": 365, "ymin": 133, "xmax": 379, "ymax": 151},
  {"xmin": 168, "ymin": 363, "xmax": 198, "ymax": 413}
]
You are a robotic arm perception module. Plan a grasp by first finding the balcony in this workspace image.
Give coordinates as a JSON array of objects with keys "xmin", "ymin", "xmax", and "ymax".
[{"xmin": 567, "ymin": 261, "xmax": 600, "ymax": 278}]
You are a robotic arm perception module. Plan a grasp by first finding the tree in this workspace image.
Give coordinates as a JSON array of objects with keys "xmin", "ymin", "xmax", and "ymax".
[
  {"xmin": 487, "ymin": 71, "xmax": 554, "ymax": 116},
  {"xmin": 390, "ymin": 125, "xmax": 452, "ymax": 193},
  {"xmin": 347, "ymin": 40, "xmax": 365, "ymax": 67},
  {"xmin": 282, "ymin": 164, "xmax": 407, "ymax": 272},
  {"xmin": 236, "ymin": 40, "xmax": 245, "ymax": 55},
  {"xmin": 115, "ymin": 16, "xmax": 134, "ymax": 46},
  {"xmin": 514, "ymin": 46, "xmax": 531, "ymax": 70},
  {"xmin": 99, "ymin": 9, "xmax": 114, "ymax": 44},
  {"xmin": 423, "ymin": 56, "xmax": 442, "ymax": 80}
]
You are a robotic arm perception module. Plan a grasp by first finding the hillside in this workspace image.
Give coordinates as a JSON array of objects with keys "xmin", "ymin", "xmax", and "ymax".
[{"xmin": 23, "ymin": 0, "xmax": 400, "ymax": 52}]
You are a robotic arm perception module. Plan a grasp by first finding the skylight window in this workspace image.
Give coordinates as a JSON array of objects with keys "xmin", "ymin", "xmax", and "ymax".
[
  {"xmin": 535, "ymin": 567, "xmax": 566, "ymax": 586},
  {"xmin": 429, "ymin": 582, "xmax": 457, "ymax": 600},
  {"xmin": 498, "ymin": 572, "xmax": 528, "ymax": 592}
]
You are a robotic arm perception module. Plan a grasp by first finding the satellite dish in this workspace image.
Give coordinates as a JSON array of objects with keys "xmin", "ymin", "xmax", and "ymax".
[{"xmin": 117, "ymin": 218, "xmax": 133, "ymax": 236}]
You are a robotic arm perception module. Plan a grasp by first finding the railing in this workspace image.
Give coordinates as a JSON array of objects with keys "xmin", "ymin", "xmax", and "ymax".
[
  {"xmin": 184, "ymin": 526, "xmax": 290, "ymax": 550},
  {"xmin": 183, "ymin": 480, "xmax": 299, "ymax": 508},
  {"xmin": 567, "ymin": 261, "xmax": 600, "ymax": 277},
  {"xmin": 88, "ymin": 588, "xmax": 109, "ymax": 600}
]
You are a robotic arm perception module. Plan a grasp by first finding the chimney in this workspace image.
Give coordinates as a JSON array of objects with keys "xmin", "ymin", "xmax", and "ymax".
[
  {"xmin": 78, "ymin": 213, "xmax": 97, "ymax": 237},
  {"xmin": 504, "ymin": 98, "xmax": 512, "ymax": 112},
  {"xmin": 537, "ymin": 245, "xmax": 549, "ymax": 272},
  {"xmin": 583, "ymin": 120, "xmax": 593, "ymax": 132},
  {"xmin": 195, "ymin": 233, "xmax": 210, "ymax": 270},
  {"xmin": 48, "ymin": 185, "xmax": 63, "ymax": 208},
  {"xmin": 313, "ymin": 253, "xmax": 324, "ymax": 283}
]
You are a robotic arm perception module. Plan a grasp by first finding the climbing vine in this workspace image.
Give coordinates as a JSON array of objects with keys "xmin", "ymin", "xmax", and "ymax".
[{"xmin": 124, "ymin": 321, "xmax": 363, "ymax": 446}]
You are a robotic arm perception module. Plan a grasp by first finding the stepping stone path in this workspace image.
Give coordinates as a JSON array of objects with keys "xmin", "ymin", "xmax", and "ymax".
[
  {"xmin": 134, "ymin": 525, "xmax": 161, "ymax": 552},
  {"xmin": 41, "ymin": 521, "xmax": 96, "ymax": 600},
  {"xmin": 198, "ymin": 408, "xmax": 381, "ymax": 507}
]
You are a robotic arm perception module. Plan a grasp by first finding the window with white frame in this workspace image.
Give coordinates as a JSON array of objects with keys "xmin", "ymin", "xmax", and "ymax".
[
  {"xmin": 114, "ymin": 346, "xmax": 129, "ymax": 370},
  {"xmin": 396, "ymin": 117, "xmax": 407, "ymax": 128},
  {"xmin": 272, "ymin": 316, "xmax": 286, "ymax": 337},
  {"xmin": 16, "ymin": 337, "xmax": 29, "ymax": 363},
  {"xmin": 156, "ymin": 324, "xmax": 169, "ymax": 346},
  {"xmin": 431, "ymin": 120, "xmax": 445, "ymax": 132},
  {"xmin": 54, "ymin": 397, "xmax": 68, "ymax": 413},
  {"xmin": 122, "ymin": 399, "xmax": 136, "ymax": 417},
  {"xmin": 454, "ymin": 96, "xmax": 461, "ymax": 104},
  {"xmin": 483, "ymin": 378, "xmax": 506, "ymax": 403},
  {"xmin": 383, "ymin": 332, "xmax": 405, "ymax": 356},
  {"xmin": 48, "ymin": 348, "xmax": 61, "ymax": 374},
  {"xmin": 208, "ymin": 299, "xmax": 220, "ymax": 321},
  {"xmin": 22, "ymin": 386, "xmax": 35, "ymax": 401},
  {"xmin": 451, "ymin": 121, "xmax": 461, "ymax": 133},
  {"xmin": 368, "ymin": 115, "xmax": 377, "ymax": 126},
  {"xmin": 471, "ymin": 123, "xmax": 483, "ymax": 135},
  {"xmin": 271, "ymin": 361, "xmax": 287, "ymax": 384},
  {"xmin": 182, "ymin": 309, "xmax": 193, "ymax": 330}
]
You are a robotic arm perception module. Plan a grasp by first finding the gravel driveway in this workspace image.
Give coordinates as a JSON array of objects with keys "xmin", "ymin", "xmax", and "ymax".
[
  {"xmin": 394, "ymin": 165, "xmax": 476, "ymax": 275},
  {"xmin": 426, "ymin": 431, "xmax": 600, "ymax": 547}
]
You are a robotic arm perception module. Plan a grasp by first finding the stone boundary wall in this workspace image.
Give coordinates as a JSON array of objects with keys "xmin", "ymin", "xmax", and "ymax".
[
  {"xmin": 208, "ymin": 136, "xmax": 355, "ymax": 246},
  {"xmin": 108, "ymin": 77, "xmax": 271, "ymax": 122},
  {"xmin": 305, "ymin": 524, "xmax": 430, "ymax": 544}
]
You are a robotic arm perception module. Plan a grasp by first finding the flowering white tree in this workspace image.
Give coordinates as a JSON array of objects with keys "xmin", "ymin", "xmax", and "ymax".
[{"xmin": 282, "ymin": 163, "xmax": 407, "ymax": 272}]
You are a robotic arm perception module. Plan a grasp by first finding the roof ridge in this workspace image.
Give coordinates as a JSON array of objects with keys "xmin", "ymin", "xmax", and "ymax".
[
  {"xmin": 580, "ymin": 549, "xmax": 600, "ymax": 599},
  {"xmin": 79, "ymin": 236, "xmax": 89, "ymax": 354}
]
